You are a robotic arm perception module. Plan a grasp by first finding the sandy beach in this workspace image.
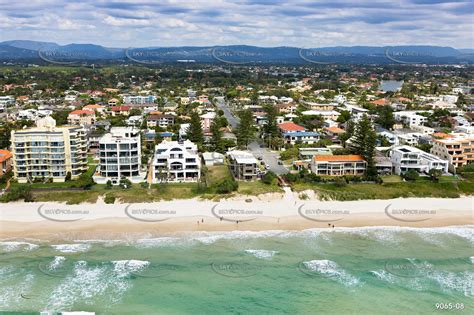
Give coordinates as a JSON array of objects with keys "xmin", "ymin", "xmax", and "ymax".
[{"xmin": 1, "ymin": 193, "xmax": 472, "ymax": 240}]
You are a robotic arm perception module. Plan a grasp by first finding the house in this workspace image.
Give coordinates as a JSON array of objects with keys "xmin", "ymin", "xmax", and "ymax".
[
  {"xmin": 278, "ymin": 122, "xmax": 320, "ymax": 145},
  {"xmin": 83, "ymin": 104, "xmax": 106, "ymax": 115},
  {"xmin": 390, "ymin": 145, "xmax": 449, "ymax": 175},
  {"xmin": 227, "ymin": 150, "xmax": 259, "ymax": 181},
  {"xmin": 151, "ymin": 140, "xmax": 201, "ymax": 183},
  {"xmin": 147, "ymin": 114, "xmax": 175, "ymax": 128},
  {"xmin": 108, "ymin": 98, "xmax": 119, "ymax": 106},
  {"xmin": 200, "ymin": 112, "xmax": 216, "ymax": 131},
  {"xmin": 311, "ymin": 155, "xmax": 367, "ymax": 176},
  {"xmin": 394, "ymin": 111, "xmax": 428, "ymax": 128},
  {"xmin": 123, "ymin": 95, "xmax": 156, "ymax": 104},
  {"xmin": 431, "ymin": 136, "xmax": 474, "ymax": 172},
  {"xmin": 298, "ymin": 147, "xmax": 333, "ymax": 160},
  {"xmin": 68, "ymin": 110, "xmax": 96, "ymax": 126},
  {"xmin": 0, "ymin": 150, "xmax": 13, "ymax": 177},
  {"xmin": 301, "ymin": 110, "xmax": 340, "ymax": 121},
  {"xmin": 111, "ymin": 106, "xmax": 130, "ymax": 116},
  {"xmin": 203, "ymin": 152, "xmax": 225, "ymax": 166}
]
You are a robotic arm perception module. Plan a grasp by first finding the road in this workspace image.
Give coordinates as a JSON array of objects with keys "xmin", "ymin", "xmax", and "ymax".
[{"xmin": 215, "ymin": 97, "xmax": 288, "ymax": 175}]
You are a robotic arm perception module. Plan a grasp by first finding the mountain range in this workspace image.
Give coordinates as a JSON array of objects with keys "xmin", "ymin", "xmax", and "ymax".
[{"xmin": 0, "ymin": 40, "xmax": 472, "ymax": 65}]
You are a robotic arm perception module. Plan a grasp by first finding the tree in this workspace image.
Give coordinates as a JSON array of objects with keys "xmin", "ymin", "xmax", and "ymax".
[
  {"xmin": 210, "ymin": 118, "xmax": 223, "ymax": 152},
  {"xmin": 236, "ymin": 109, "xmax": 254, "ymax": 148},
  {"xmin": 375, "ymin": 105, "xmax": 395, "ymax": 130},
  {"xmin": 352, "ymin": 115, "xmax": 377, "ymax": 179},
  {"xmin": 187, "ymin": 111, "xmax": 204, "ymax": 146},
  {"xmin": 403, "ymin": 169, "xmax": 419, "ymax": 181},
  {"xmin": 428, "ymin": 168, "xmax": 442, "ymax": 182},
  {"xmin": 262, "ymin": 104, "xmax": 279, "ymax": 137},
  {"xmin": 262, "ymin": 171, "xmax": 277, "ymax": 185},
  {"xmin": 336, "ymin": 110, "xmax": 351, "ymax": 123}
]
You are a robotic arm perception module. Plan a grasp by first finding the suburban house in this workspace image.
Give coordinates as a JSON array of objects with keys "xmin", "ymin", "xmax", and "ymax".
[
  {"xmin": 390, "ymin": 145, "xmax": 449, "ymax": 175},
  {"xmin": 0, "ymin": 149, "xmax": 13, "ymax": 177},
  {"xmin": 123, "ymin": 95, "xmax": 156, "ymax": 104},
  {"xmin": 431, "ymin": 136, "xmax": 474, "ymax": 172},
  {"xmin": 200, "ymin": 112, "xmax": 216, "ymax": 131},
  {"xmin": 227, "ymin": 150, "xmax": 259, "ymax": 181},
  {"xmin": 147, "ymin": 114, "xmax": 175, "ymax": 128},
  {"xmin": 310, "ymin": 155, "xmax": 367, "ymax": 176},
  {"xmin": 68, "ymin": 109, "xmax": 96, "ymax": 126},
  {"xmin": 278, "ymin": 122, "xmax": 320, "ymax": 145},
  {"xmin": 151, "ymin": 140, "xmax": 201, "ymax": 183},
  {"xmin": 394, "ymin": 111, "xmax": 428, "ymax": 128},
  {"xmin": 111, "ymin": 106, "xmax": 130, "ymax": 116}
]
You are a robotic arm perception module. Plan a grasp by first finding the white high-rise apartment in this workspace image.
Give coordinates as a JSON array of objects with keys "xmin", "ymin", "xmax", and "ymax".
[
  {"xmin": 94, "ymin": 127, "xmax": 142, "ymax": 184},
  {"xmin": 10, "ymin": 117, "xmax": 88, "ymax": 183},
  {"xmin": 152, "ymin": 140, "xmax": 201, "ymax": 183}
]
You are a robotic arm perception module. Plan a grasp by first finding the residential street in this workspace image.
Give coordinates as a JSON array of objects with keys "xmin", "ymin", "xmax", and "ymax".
[{"xmin": 215, "ymin": 97, "xmax": 288, "ymax": 175}]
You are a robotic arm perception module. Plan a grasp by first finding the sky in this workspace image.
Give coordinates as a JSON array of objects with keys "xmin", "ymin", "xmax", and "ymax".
[{"xmin": 0, "ymin": 0, "xmax": 472, "ymax": 48}]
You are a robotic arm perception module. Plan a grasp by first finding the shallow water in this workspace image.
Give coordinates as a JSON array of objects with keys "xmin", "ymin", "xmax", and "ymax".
[{"xmin": 0, "ymin": 226, "xmax": 472, "ymax": 314}]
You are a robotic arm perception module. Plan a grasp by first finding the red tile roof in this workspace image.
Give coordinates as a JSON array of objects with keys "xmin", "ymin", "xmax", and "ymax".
[
  {"xmin": 111, "ymin": 106, "xmax": 130, "ymax": 111},
  {"xmin": 69, "ymin": 109, "xmax": 94, "ymax": 115},
  {"xmin": 278, "ymin": 122, "xmax": 305, "ymax": 132},
  {"xmin": 0, "ymin": 150, "xmax": 12, "ymax": 163}
]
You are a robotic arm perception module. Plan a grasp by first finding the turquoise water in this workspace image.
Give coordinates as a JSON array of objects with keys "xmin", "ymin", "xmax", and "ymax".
[{"xmin": 0, "ymin": 226, "xmax": 472, "ymax": 314}]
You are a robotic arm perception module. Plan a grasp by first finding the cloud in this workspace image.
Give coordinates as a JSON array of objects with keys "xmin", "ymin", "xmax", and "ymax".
[{"xmin": 0, "ymin": 0, "xmax": 472, "ymax": 48}]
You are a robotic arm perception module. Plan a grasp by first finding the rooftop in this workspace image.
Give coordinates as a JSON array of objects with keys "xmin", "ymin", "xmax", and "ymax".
[{"xmin": 314, "ymin": 155, "xmax": 365, "ymax": 162}]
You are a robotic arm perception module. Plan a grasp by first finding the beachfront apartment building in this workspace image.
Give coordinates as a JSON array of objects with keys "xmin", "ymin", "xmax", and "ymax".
[
  {"xmin": 310, "ymin": 155, "xmax": 367, "ymax": 176},
  {"xmin": 151, "ymin": 140, "xmax": 201, "ymax": 183},
  {"xmin": 430, "ymin": 136, "xmax": 474, "ymax": 172},
  {"xmin": 94, "ymin": 127, "xmax": 142, "ymax": 184},
  {"xmin": 390, "ymin": 145, "xmax": 449, "ymax": 175},
  {"xmin": 10, "ymin": 117, "xmax": 88, "ymax": 183},
  {"xmin": 227, "ymin": 150, "xmax": 259, "ymax": 181}
]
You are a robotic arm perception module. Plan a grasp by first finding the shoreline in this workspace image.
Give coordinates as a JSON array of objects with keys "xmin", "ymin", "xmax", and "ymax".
[{"xmin": 0, "ymin": 196, "xmax": 472, "ymax": 241}]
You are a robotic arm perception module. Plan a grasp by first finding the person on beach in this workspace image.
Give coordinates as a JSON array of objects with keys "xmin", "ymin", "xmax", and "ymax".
[{"xmin": 201, "ymin": 218, "xmax": 204, "ymax": 223}]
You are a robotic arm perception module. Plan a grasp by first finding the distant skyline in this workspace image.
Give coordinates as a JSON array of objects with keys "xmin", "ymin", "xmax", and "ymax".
[{"xmin": 0, "ymin": 0, "xmax": 473, "ymax": 49}]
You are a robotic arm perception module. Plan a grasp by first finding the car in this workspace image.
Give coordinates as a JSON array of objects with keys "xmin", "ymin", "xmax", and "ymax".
[
  {"xmin": 265, "ymin": 164, "xmax": 270, "ymax": 170},
  {"xmin": 257, "ymin": 156, "xmax": 263, "ymax": 160},
  {"xmin": 278, "ymin": 161, "xmax": 283, "ymax": 165},
  {"xmin": 259, "ymin": 145, "xmax": 264, "ymax": 148}
]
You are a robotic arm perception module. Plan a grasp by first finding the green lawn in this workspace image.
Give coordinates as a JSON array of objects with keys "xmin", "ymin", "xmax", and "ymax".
[{"xmin": 291, "ymin": 175, "xmax": 473, "ymax": 201}]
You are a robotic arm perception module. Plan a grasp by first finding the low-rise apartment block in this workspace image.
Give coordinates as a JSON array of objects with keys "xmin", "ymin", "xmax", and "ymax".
[
  {"xmin": 311, "ymin": 155, "xmax": 367, "ymax": 176},
  {"xmin": 390, "ymin": 145, "xmax": 449, "ymax": 175},
  {"xmin": 227, "ymin": 150, "xmax": 259, "ymax": 181},
  {"xmin": 152, "ymin": 140, "xmax": 201, "ymax": 183},
  {"xmin": 10, "ymin": 117, "xmax": 88, "ymax": 183}
]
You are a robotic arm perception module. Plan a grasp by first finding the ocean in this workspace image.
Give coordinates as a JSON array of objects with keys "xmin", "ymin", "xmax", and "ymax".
[{"xmin": 0, "ymin": 226, "xmax": 472, "ymax": 314}]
